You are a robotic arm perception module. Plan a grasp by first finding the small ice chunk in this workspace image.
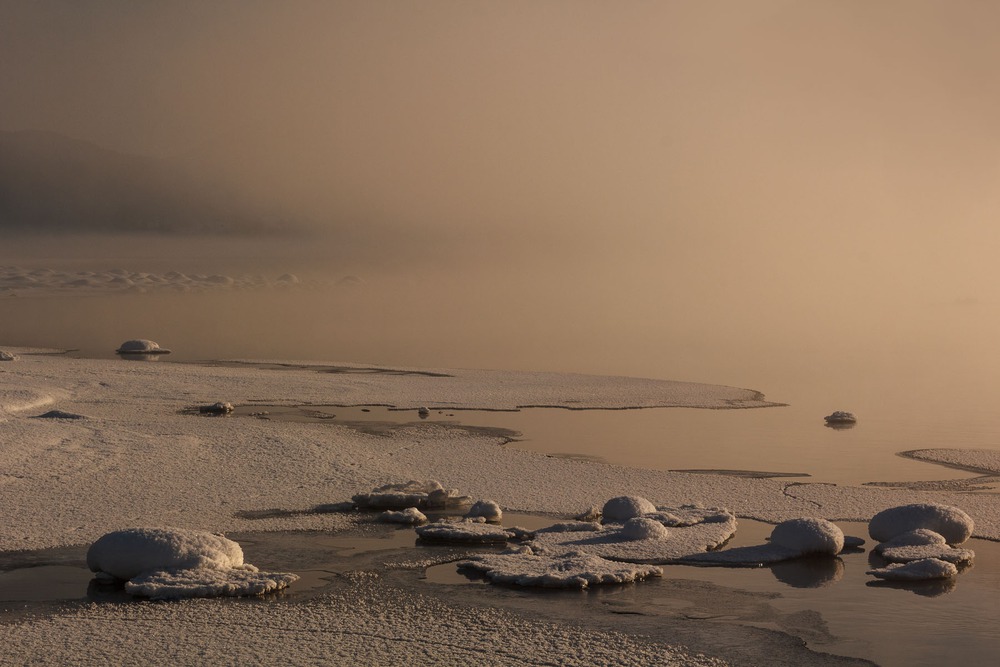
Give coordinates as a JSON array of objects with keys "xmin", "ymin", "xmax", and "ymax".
[
  {"xmin": 879, "ymin": 544, "xmax": 974, "ymax": 566},
  {"xmin": 869, "ymin": 503, "xmax": 974, "ymax": 545},
  {"xmin": 115, "ymin": 339, "xmax": 171, "ymax": 354},
  {"xmin": 353, "ymin": 480, "xmax": 445, "ymax": 509},
  {"xmin": 867, "ymin": 558, "xmax": 958, "ymax": 581},
  {"xmin": 601, "ymin": 496, "xmax": 656, "ymax": 522},
  {"xmin": 824, "ymin": 411, "xmax": 857, "ymax": 424},
  {"xmin": 621, "ymin": 517, "xmax": 670, "ymax": 541},
  {"xmin": 574, "ymin": 506, "xmax": 602, "ymax": 522},
  {"xmin": 465, "ymin": 500, "xmax": 502, "ymax": 522},
  {"xmin": 199, "ymin": 402, "xmax": 235, "ymax": 415},
  {"xmin": 770, "ymin": 518, "xmax": 844, "ymax": 556},
  {"xmin": 0, "ymin": 350, "xmax": 18, "ymax": 361},
  {"xmin": 125, "ymin": 566, "xmax": 298, "ymax": 600},
  {"xmin": 458, "ymin": 550, "xmax": 662, "ymax": 589},
  {"xmin": 415, "ymin": 521, "xmax": 512, "ymax": 543},
  {"xmin": 380, "ymin": 507, "xmax": 427, "ymax": 524}
]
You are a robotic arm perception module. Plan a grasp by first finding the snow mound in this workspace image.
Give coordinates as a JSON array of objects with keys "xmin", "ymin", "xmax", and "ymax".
[
  {"xmin": 601, "ymin": 496, "xmax": 656, "ymax": 522},
  {"xmin": 869, "ymin": 503, "xmax": 974, "ymax": 545},
  {"xmin": 86, "ymin": 527, "xmax": 298, "ymax": 599},
  {"xmin": 458, "ymin": 548, "xmax": 663, "ymax": 588},
  {"xmin": 867, "ymin": 558, "xmax": 958, "ymax": 581},
  {"xmin": 621, "ymin": 517, "xmax": 670, "ymax": 541},
  {"xmin": 380, "ymin": 507, "xmax": 427, "ymax": 525},
  {"xmin": 415, "ymin": 520, "xmax": 514, "ymax": 543},
  {"xmin": 353, "ymin": 480, "xmax": 472, "ymax": 510},
  {"xmin": 770, "ymin": 518, "xmax": 844, "ymax": 556},
  {"xmin": 0, "ymin": 350, "xmax": 17, "ymax": 361},
  {"xmin": 465, "ymin": 500, "xmax": 502, "ymax": 522},
  {"xmin": 116, "ymin": 339, "xmax": 170, "ymax": 354}
]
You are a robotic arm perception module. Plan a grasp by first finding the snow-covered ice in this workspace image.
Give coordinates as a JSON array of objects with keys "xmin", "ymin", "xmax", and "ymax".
[
  {"xmin": 86, "ymin": 527, "xmax": 298, "ymax": 599},
  {"xmin": 602, "ymin": 495, "xmax": 657, "ymax": 522},
  {"xmin": 415, "ymin": 520, "xmax": 515, "ymax": 543},
  {"xmin": 353, "ymin": 480, "xmax": 472, "ymax": 510},
  {"xmin": 0, "ymin": 350, "xmax": 17, "ymax": 361},
  {"xmin": 458, "ymin": 547, "xmax": 663, "ymax": 588},
  {"xmin": 465, "ymin": 499, "xmax": 503, "ymax": 522},
  {"xmin": 770, "ymin": 518, "xmax": 844, "ymax": 556},
  {"xmin": 869, "ymin": 503, "xmax": 974, "ymax": 545},
  {"xmin": 867, "ymin": 558, "xmax": 959, "ymax": 581},
  {"xmin": 380, "ymin": 507, "xmax": 428, "ymax": 524},
  {"xmin": 116, "ymin": 339, "xmax": 170, "ymax": 354}
]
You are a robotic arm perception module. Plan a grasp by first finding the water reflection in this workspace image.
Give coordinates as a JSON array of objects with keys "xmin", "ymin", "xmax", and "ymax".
[{"xmin": 771, "ymin": 557, "xmax": 845, "ymax": 588}]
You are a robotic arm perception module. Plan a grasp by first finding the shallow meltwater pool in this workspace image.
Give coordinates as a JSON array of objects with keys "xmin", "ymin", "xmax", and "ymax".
[
  {"xmin": 229, "ymin": 403, "xmax": 991, "ymax": 488},
  {"xmin": 3, "ymin": 516, "xmax": 999, "ymax": 667}
]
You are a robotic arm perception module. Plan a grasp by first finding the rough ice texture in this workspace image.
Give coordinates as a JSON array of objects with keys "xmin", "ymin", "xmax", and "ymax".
[
  {"xmin": 602, "ymin": 496, "xmax": 658, "ymax": 522},
  {"xmin": 86, "ymin": 527, "xmax": 299, "ymax": 599},
  {"xmin": 458, "ymin": 548, "xmax": 663, "ymax": 588},
  {"xmin": 531, "ymin": 506, "xmax": 737, "ymax": 564},
  {"xmin": 875, "ymin": 529, "xmax": 946, "ymax": 551},
  {"xmin": 415, "ymin": 520, "xmax": 513, "ymax": 543},
  {"xmin": 867, "ymin": 558, "xmax": 958, "ymax": 581},
  {"xmin": 0, "ymin": 350, "xmax": 17, "ymax": 361},
  {"xmin": 125, "ymin": 567, "xmax": 299, "ymax": 600},
  {"xmin": 878, "ymin": 544, "xmax": 974, "ymax": 566},
  {"xmin": 770, "ymin": 518, "xmax": 844, "ymax": 556},
  {"xmin": 380, "ymin": 507, "xmax": 427, "ymax": 525},
  {"xmin": 824, "ymin": 411, "xmax": 856, "ymax": 423},
  {"xmin": 869, "ymin": 503, "xmax": 974, "ymax": 545},
  {"xmin": 353, "ymin": 480, "xmax": 471, "ymax": 510},
  {"xmin": 87, "ymin": 527, "xmax": 245, "ymax": 580},
  {"xmin": 465, "ymin": 499, "xmax": 503, "ymax": 522}
]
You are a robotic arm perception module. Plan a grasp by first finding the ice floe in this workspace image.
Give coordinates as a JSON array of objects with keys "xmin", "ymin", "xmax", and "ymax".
[
  {"xmin": 86, "ymin": 527, "xmax": 298, "ymax": 599},
  {"xmin": 868, "ymin": 503, "xmax": 974, "ymax": 545},
  {"xmin": 458, "ymin": 547, "xmax": 663, "ymax": 588},
  {"xmin": 415, "ymin": 520, "xmax": 516, "ymax": 543},
  {"xmin": 867, "ymin": 558, "xmax": 958, "ymax": 581}
]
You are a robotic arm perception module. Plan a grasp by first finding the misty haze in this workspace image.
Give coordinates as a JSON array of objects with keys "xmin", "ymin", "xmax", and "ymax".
[{"xmin": 3, "ymin": 2, "xmax": 1000, "ymax": 666}]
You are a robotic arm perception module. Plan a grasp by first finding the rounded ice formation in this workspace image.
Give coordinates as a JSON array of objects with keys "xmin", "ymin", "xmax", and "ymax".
[
  {"xmin": 770, "ymin": 518, "xmax": 844, "ymax": 556},
  {"xmin": 466, "ymin": 500, "xmax": 503, "ymax": 522},
  {"xmin": 87, "ymin": 527, "xmax": 244, "ymax": 581},
  {"xmin": 602, "ymin": 496, "xmax": 657, "ymax": 522},
  {"xmin": 867, "ymin": 557, "xmax": 958, "ymax": 581},
  {"xmin": 875, "ymin": 528, "xmax": 946, "ymax": 552},
  {"xmin": 199, "ymin": 402, "xmax": 235, "ymax": 415},
  {"xmin": 869, "ymin": 503, "xmax": 974, "ymax": 545},
  {"xmin": 0, "ymin": 350, "xmax": 17, "ymax": 361},
  {"xmin": 115, "ymin": 339, "xmax": 171, "ymax": 355},
  {"xmin": 621, "ymin": 517, "xmax": 670, "ymax": 541},
  {"xmin": 824, "ymin": 411, "xmax": 857, "ymax": 424}
]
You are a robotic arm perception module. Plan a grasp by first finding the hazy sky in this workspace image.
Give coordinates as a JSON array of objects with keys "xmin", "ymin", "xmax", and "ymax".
[{"xmin": 3, "ymin": 1, "xmax": 1000, "ymax": 374}]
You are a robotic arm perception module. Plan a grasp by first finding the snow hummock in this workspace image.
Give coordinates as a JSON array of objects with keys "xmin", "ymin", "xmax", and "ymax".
[
  {"xmin": 869, "ymin": 503, "xmax": 974, "ymax": 545},
  {"xmin": 867, "ymin": 558, "xmax": 959, "ymax": 581},
  {"xmin": 458, "ymin": 547, "xmax": 663, "ymax": 588},
  {"xmin": 601, "ymin": 496, "xmax": 657, "ymax": 522},
  {"xmin": 115, "ymin": 339, "xmax": 170, "ymax": 354},
  {"xmin": 769, "ymin": 518, "xmax": 844, "ymax": 556},
  {"xmin": 465, "ymin": 500, "xmax": 503, "ymax": 522},
  {"xmin": 86, "ymin": 527, "xmax": 298, "ymax": 599},
  {"xmin": 380, "ymin": 507, "xmax": 428, "ymax": 525},
  {"xmin": 621, "ymin": 517, "xmax": 670, "ymax": 541}
]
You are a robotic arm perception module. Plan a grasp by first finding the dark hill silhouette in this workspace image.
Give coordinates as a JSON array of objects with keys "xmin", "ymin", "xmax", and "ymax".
[{"xmin": 0, "ymin": 130, "xmax": 291, "ymax": 234}]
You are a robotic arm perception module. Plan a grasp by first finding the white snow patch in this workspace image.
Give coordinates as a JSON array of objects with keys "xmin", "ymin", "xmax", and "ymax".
[
  {"xmin": 869, "ymin": 503, "xmax": 974, "ymax": 545},
  {"xmin": 867, "ymin": 558, "xmax": 958, "ymax": 581}
]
